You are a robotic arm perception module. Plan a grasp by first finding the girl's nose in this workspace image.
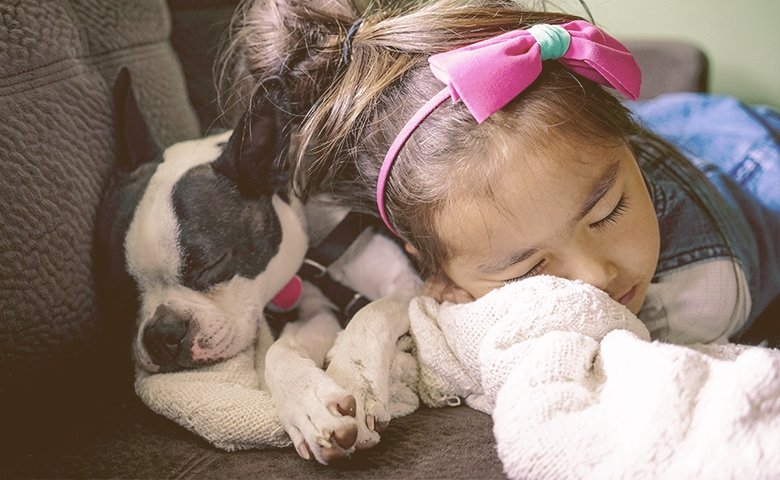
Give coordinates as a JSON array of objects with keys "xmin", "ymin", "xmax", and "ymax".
[{"xmin": 564, "ymin": 252, "xmax": 618, "ymax": 293}]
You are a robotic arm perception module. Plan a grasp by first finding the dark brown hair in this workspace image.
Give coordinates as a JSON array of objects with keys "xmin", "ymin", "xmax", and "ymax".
[{"xmin": 221, "ymin": 0, "xmax": 641, "ymax": 279}]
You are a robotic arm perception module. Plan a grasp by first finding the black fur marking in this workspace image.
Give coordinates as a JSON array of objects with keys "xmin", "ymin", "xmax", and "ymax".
[
  {"xmin": 92, "ymin": 67, "xmax": 164, "ymax": 385},
  {"xmin": 171, "ymin": 163, "xmax": 282, "ymax": 292},
  {"xmin": 211, "ymin": 82, "xmax": 291, "ymax": 198},
  {"xmin": 94, "ymin": 67, "xmax": 164, "ymax": 334},
  {"xmin": 95, "ymin": 161, "xmax": 160, "ymax": 297},
  {"xmin": 112, "ymin": 67, "xmax": 162, "ymax": 172}
]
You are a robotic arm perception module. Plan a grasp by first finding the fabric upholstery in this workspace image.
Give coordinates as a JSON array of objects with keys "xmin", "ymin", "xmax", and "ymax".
[
  {"xmin": 2, "ymin": 397, "xmax": 504, "ymax": 479},
  {"xmin": 0, "ymin": 0, "xmax": 199, "ymax": 451}
]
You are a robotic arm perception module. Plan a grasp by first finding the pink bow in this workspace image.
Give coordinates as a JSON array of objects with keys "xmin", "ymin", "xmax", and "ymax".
[
  {"xmin": 377, "ymin": 20, "xmax": 642, "ymax": 234},
  {"xmin": 429, "ymin": 20, "xmax": 641, "ymax": 123}
]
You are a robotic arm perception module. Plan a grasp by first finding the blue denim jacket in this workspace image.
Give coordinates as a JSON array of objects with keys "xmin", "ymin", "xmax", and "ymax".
[{"xmin": 629, "ymin": 93, "xmax": 780, "ymax": 332}]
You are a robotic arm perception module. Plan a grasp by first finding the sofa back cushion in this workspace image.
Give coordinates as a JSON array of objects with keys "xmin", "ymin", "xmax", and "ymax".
[{"xmin": 0, "ymin": 0, "xmax": 200, "ymax": 421}]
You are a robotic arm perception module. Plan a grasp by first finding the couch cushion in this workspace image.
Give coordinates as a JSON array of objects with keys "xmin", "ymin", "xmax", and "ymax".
[
  {"xmin": 0, "ymin": 398, "xmax": 505, "ymax": 479},
  {"xmin": 0, "ymin": 0, "xmax": 200, "ymax": 439}
]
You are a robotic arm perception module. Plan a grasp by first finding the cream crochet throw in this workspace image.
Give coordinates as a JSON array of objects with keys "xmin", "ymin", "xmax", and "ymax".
[
  {"xmin": 135, "ymin": 320, "xmax": 419, "ymax": 451},
  {"xmin": 136, "ymin": 274, "xmax": 780, "ymax": 479},
  {"xmin": 409, "ymin": 275, "xmax": 780, "ymax": 480},
  {"xmin": 135, "ymin": 321, "xmax": 288, "ymax": 450}
]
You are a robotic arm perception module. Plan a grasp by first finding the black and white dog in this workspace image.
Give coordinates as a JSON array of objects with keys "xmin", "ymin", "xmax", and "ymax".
[{"xmin": 95, "ymin": 69, "xmax": 418, "ymax": 464}]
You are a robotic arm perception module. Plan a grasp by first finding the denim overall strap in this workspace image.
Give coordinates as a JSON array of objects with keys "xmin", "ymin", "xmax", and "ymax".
[
  {"xmin": 631, "ymin": 135, "xmax": 758, "ymax": 323},
  {"xmin": 632, "ymin": 131, "xmax": 773, "ymax": 327}
]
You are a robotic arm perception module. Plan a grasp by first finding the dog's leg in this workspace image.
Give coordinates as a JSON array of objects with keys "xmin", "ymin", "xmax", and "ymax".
[
  {"xmin": 322, "ymin": 230, "xmax": 420, "ymax": 450},
  {"xmin": 325, "ymin": 294, "xmax": 413, "ymax": 449},
  {"xmin": 265, "ymin": 283, "xmax": 360, "ymax": 464}
]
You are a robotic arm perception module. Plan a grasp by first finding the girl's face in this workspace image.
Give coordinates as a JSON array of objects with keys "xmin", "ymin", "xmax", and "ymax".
[{"xmin": 437, "ymin": 137, "xmax": 660, "ymax": 315}]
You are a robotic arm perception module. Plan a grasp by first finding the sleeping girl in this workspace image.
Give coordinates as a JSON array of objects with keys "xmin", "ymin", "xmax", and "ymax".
[{"xmin": 234, "ymin": 0, "xmax": 780, "ymax": 345}]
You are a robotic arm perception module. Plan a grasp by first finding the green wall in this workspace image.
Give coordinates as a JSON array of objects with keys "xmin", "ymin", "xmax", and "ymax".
[{"xmin": 584, "ymin": 0, "xmax": 780, "ymax": 109}]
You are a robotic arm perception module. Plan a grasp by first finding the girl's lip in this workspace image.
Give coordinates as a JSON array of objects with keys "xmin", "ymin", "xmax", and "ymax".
[{"xmin": 617, "ymin": 285, "xmax": 636, "ymax": 306}]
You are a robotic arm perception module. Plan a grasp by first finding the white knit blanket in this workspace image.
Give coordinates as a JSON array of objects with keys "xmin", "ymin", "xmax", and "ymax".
[
  {"xmin": 135, "ymin": 320, "xmax": 419, "ymax": 451},
  {"xmin": 409, "ymin": 275, "xmax": 780, "ymax": 479},
  {"xmin": 136, "ymin": 274, "xmax": 780, "ymax": 478},
  {"xmin": 135, "ymin": 322, "xmax": 288, "ymax": 450}
]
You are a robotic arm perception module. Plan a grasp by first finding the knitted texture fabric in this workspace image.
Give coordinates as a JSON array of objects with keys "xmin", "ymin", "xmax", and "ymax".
[
  {"xmin": 135, "ymin": 323, "xmax": 289, "ymax": 451},
  {"xmin": 409, "ymin": 275, "xmax": 780, "ymax": 479},
  {"xmin": 136, "ymin": 349, "xmax": 288, "ymax": 450},
  {"xmin": 135, "ymin": 321, "xmax": 419, "ymax": 451},
  {"xmin": 136, "ymin": 273, "xmax": 780, "ymax": 476}
]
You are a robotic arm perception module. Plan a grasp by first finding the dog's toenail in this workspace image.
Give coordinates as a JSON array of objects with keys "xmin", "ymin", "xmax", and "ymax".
[
  {"xmin": 316, "ymin": 436, "xmax": 333, "ymax": 449},
  {"xmin": 367, "ymin": 415, "xmax": 375, "ymax": 431},
  {"xmin": 296, "ymin": 442, "xmax": 312, "ymax": 460}
]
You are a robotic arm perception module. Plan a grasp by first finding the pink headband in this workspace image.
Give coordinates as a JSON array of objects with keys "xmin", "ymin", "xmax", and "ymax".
[{"xmin": 376, "ymin": 20, "xmax": 641, "ymax": 234}]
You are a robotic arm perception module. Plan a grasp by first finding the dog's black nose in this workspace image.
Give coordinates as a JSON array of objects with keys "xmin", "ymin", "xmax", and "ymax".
[{"xmin": 143, "ymin": 305, "xmax": 189, "ymax": 372}]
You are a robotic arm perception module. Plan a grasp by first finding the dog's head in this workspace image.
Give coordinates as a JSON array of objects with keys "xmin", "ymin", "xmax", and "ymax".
[{"xmin": 96, "ymin": 69, "xmax": 308, "ymax": 373}]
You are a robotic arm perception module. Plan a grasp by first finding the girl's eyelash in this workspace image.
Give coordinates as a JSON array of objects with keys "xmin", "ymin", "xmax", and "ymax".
[
  {"xmin": 503, "ymin": 194, "xmax": 628, "ymax": 285},
  {"xmin": 505, "ymin": 259, "xmax": 547, "ymax": 283},
  {"xmin": 591, "ymin": 194, "xmax": 629, "ymax": 231}
]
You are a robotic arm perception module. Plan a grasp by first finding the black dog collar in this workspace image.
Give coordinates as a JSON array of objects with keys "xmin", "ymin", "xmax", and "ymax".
[{"xmin": 299, "ymin": 211, "xmax": 379, "ymax": 326}]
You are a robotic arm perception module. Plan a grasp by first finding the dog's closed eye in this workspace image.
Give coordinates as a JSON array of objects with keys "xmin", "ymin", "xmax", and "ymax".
[{"xmin": 191, "ymin": 250, "xmax": 233, "ymax": 291}]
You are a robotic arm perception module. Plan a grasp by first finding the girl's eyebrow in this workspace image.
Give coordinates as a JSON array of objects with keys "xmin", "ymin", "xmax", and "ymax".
[{"xmin": 477, "ymin": 159, "xmax": 621, "ymax": 275}]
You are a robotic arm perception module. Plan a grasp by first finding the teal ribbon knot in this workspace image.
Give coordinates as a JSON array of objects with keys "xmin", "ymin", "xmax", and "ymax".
[{"xmin": 528, "ymin": 24, "xmax": 571, "ymax": 60}]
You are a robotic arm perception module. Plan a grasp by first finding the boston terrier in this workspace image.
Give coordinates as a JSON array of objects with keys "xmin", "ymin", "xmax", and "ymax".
[{"xmin": 94, "ymin": 69, "xmax": 419, "ymax": 464}]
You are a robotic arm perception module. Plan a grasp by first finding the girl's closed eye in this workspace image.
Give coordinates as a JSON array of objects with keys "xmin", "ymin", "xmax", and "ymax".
[
  {"xmin": 505, "ymin": 259, "xmax": 547, "ymax": 284},
  {"xmin": 591, "ymin": 194, "xmax": 630, "ymax": 231}
]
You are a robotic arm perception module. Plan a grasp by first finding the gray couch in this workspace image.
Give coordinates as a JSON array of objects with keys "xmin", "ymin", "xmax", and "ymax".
[{"xmin": 2, "ymin": 1, "xmax": 773, "ymax": 478}]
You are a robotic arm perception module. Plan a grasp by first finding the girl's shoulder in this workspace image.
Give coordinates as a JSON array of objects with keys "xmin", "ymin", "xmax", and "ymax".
[{"xmin": 630, "ymin": 93, "xmax": 780, "ymax": 324}]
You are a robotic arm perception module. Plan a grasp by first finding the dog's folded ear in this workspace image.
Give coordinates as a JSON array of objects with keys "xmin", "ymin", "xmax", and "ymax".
[
  {"xmin": 112, "ymin": 67, "xmax": 163, "ymax": 172},
  {"xmin": 211, "ymin": 79, "xmax": 291, "ymax": 197}
]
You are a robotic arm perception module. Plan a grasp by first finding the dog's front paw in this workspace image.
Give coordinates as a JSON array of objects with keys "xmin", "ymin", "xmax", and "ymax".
[
  {"xmin": 325, "ymin": 353, "xmax": 391, "ymax": 450},
  {"xmin": 273, "ymin": 372, "xmax": 362, "ymax": 464},
  {"xmin": 323, "ymin": 297, "xmax": 412, "ymax": 451}
]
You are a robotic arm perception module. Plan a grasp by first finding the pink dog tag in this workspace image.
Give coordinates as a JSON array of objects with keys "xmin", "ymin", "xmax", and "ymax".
[{"xmin": 268, "ymin": 275, "xmax": 303, "ymax": 312}]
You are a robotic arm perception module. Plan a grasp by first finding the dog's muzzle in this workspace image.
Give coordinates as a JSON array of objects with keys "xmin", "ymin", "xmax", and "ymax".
[{"xmin": 142, "ymin": 304, "xmax": 192, "ymax": 372}]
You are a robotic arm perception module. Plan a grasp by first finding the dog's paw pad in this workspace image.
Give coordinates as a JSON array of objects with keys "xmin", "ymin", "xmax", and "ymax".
[
  {"xmin": 328, "ymin": 394, "xmax": 357, "ymax": 417},
  {"xmin": 331, "ymin": 423, "xmax": 358, "ymax": 450}
]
